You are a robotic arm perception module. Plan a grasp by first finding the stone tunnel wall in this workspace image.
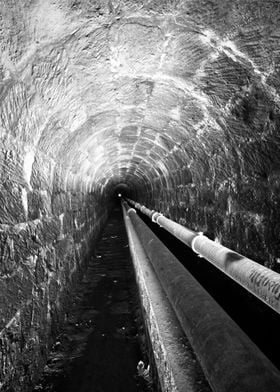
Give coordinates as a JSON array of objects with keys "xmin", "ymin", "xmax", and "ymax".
[
  {"xmin": 0, "ymin": 180, "xmax": 109, "ymax": 390},
  {"xmin": 140, "ymin": 116, "xmax": 280, "ymax": 273},
  {"xmin": 0, "ymin": 2, "xmax": 114, "ymax": 389},
  {"xmin": 0, "ymin": 141, "xmax": 110, "ymax": 390},
  {"xmin": 2, "ymin": 0, "xmax": 280, "ymax": 389},
  {"xmin": 128, "ymin": 1, "xmax": 280, "ymax": 275},
  {"xmin": 140, "ymin": 90, "xmax": 280, "ymax": 272}
]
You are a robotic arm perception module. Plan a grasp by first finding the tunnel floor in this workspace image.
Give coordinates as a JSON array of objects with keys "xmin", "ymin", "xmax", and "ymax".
[{"xmin": 33, "ymin": 207, "xmax": 152, "ymax": 392}]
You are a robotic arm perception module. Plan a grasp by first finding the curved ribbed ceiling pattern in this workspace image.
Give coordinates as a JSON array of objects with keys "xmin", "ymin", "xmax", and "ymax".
[{"xmin": 1, "ymin": 0, "xmax": 280, "ymax": 203}]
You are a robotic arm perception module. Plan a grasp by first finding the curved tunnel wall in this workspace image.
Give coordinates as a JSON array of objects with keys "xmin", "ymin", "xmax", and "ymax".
[{"xmin": 1, "ymin": 0, "xmax": 280, "ymax": 389}]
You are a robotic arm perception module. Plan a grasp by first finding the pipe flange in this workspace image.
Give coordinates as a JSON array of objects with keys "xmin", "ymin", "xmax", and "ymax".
[
  {"xmin": 152, "ymin": 212, "xmax": 162, "ymax": 223},
  {"xmin": 156, "ymin": 214, "xmax": 163, "ymax": 226},
  {"xmin": 127, "ymin": 208, "xmax": 136, "ymax": 214},
  {"xmin": 191, "ymin": 232, "xmax": 204, "ymax": 257},
  {"xmin": 151, "ymin": 212, "xmax": 158, "ymax": 222}
]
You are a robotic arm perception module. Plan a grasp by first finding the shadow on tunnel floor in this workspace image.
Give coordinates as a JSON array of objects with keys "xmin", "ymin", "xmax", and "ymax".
[{"xmin": 33, "ymin": 207, "xmax": 156, "ymax": 392}]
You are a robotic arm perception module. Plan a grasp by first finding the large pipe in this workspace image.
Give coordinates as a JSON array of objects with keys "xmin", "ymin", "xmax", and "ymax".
[
  {"xmin": 126, "ymin": 198, "xmax": 280, "ymax": 315},
  {"xmin": 122, "ymin": 205, "xmax": 212, "ymax": 392},
  {"xmin": 122, "ymin": 201, "xmax": 280, "ymax": 392}
]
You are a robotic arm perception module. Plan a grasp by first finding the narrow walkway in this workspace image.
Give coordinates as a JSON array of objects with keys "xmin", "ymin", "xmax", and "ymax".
[{"xmin": 34, "ymin": 207, "xmax": 151, "ymax": 392}]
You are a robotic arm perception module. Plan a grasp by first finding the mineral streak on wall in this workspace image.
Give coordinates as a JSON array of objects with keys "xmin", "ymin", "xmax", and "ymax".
[{"xmin": 1, "ymin": 0, "xmax": 280, "ymax": 390}]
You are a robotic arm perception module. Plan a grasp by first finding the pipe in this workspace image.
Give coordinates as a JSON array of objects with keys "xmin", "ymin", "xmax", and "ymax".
[
  {"xmin": 122, "ymin": 201, "xmax": 280, "ymax": 392},
  {"xmin": 122, "ymin": 205, "xmax": 211, "ymax": 392},
  {"xmin": 126, "ymin": 198, "xmax": 280, "ymax": 315}
]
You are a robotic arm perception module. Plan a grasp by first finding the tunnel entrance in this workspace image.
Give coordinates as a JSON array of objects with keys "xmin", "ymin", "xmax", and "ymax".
[{"xmin": 33, "ymin": 207, "xmax": 157, "ymax": 392}]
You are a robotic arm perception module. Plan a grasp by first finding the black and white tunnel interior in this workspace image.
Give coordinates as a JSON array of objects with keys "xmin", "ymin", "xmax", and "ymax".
[{"xmin": 2, "ymin": 1, "xmax": 280, "ymax": 391}]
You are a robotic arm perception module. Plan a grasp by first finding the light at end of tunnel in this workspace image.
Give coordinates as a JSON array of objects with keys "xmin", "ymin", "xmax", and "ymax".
[{"xmin": 118, "ymin": 193, "xmax": 122, "ymax": 198}]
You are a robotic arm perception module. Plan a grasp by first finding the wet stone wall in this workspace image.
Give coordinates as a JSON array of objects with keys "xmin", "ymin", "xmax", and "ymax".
[
  {"xmin": 143, "ymin": 165, "xmax": 280, "ymax": 274},
  {"xmin": 0, "ymin": 148, "xmax": 109, "ymax": 391}
]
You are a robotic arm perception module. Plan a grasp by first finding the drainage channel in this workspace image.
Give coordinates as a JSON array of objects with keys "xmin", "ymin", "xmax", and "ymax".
[
  {"xmin": 136, "ymin": 208, "xmax": 280, "ymax": 372},
  {"xmin": 33, "ymin": 206, "xmax": 157, "ymax": 392}
]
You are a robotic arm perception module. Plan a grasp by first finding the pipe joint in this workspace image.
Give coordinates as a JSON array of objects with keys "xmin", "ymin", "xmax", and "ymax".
[
  {"xmin": 127, "ymin": 207, "xmax": 136, "ymax": 214},
  {"xmin": 152, "ymin": 212, "xmax": 163, "ymax": 224},
  {"xmin": 191, "ymin": 232, "xmax": 204, "ymax": 258}
]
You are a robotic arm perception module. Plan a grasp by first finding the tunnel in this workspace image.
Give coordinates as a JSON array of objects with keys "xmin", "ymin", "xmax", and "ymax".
[{"xmin": 1, "ymin": 0, "xmax": 280, "ymax": 391}]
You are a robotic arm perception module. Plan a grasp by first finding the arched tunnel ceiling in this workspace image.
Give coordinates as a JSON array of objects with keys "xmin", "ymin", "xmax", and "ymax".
[{"xmin": 1, "ymin": 0, "xmax": 280, "ymax": 198}]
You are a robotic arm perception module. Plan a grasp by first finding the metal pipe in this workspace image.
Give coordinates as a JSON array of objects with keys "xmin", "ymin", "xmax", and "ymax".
[
  {"xmin": 123, "ymin": 201, "xmax": 280, "ymax": 392},
  {"xmin": 126, "ymin": 198, "xmax": 280, "ymax": 315},
  {"xmin": 122, "ymin": 205, "xmax": 211, "ymax": 392}
]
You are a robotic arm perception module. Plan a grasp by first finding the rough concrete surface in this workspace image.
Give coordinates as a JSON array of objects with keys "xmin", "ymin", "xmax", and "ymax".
[{"xmin": 1, "ymin": 0, "xmax": 280, "ymax": 389}]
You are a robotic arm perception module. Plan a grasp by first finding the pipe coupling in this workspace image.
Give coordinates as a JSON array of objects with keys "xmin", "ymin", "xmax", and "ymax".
[
  {"xmin": 152, "ymin": 212, "xmax": 163, "ymax": 224},
  {"xmin": 127, "ymin": 207, "xmax": 136, "ymax": 214},
  {"xmin": 191, "ymin": 232, "xmax": 204, "ymax": 257}
]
